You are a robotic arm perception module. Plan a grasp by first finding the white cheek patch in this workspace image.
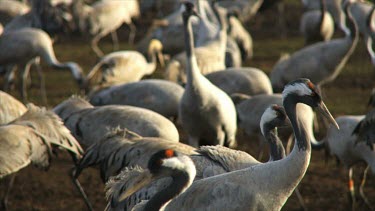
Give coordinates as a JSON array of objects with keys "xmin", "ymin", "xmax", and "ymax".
[
  {"xmin": 162, "ymin": 157, "xmax": 186, "ymax": 170},
  {"xmin": 282, "ymin": 83, "xmax": 312, "ymax": 98},
  {"xmin": 260, "ymin": 107, "xmax": 278, "ymax": 135}
]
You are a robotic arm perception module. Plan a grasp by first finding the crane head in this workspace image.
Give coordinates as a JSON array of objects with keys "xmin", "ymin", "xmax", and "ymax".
[
  {"xmin": 282, "ymin": 78, "xmax": 339, "ymax": 130},
  {"xmin": 148, "ymin": 39, "xmax": 165, "ymax": 67},
  {"xmin": 260, "ymin": 104, "xmax": 290, "ymax": 136},
  {"xmin": 117, "ymin": 149, "xmax": 196, "ymax": 202}
]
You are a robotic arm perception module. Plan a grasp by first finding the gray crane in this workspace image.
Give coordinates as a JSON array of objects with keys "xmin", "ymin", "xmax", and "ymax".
[
  {"xmin": 82, "ymin": 39, "xmax": 165, "ymax": 94},
  {"xmin": 105, "ymin": 149, "xmax": 197, "ymax": 211},
  {"xmin": 71, "ymin": 0, "xmax": 140, "ymax": 57},
  {"xmin": 234, "ymin": 93, "xmax": 320, "ymax": 158},
  {"xmin": 106, "ymin": 76, "xmax": 339, "ymax": 210},
  {"xmin": 53, "ymin": 96, "xmax": 180, "ymax": 147},
  {"xmin": 89, "ymin": 79, "xmax": 184, "ymax": 120},
  {"xmin": 323, "ymin": 115, "xmax": 374, "ymax": 210},
  {"xmin": 80, "ymin": 101, "xmax": 288, "ymax": 210},
  {"xmin": 165, "ymin": 2, "xmax": 227, "ymax": 85},
  {"xmin": 178, "ymin": 2, "xmax": 237, "ymax": 147},
  {"xmin": 0, "ymin": 104, "xmax": 83, "ymax": 210},
  {"xmin": 270, "ymin": 1, "xmax": 358, "ymax": 92},
  {"xmin": 0, "ymin": 91, "xmax": 27, "ymax": 124},
  {"xmin": 300, "ymin": 0, "xmax": 334, "ymax": 45},
  {"xmin": 0, "ymin": 28, "xmax": 84, "ymax": 102},
  {"xmin": 205, "ymin": 67, "xmax": 273, "ymax": 97}
]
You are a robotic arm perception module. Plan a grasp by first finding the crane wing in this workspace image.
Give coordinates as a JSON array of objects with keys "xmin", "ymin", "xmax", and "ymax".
[
  {"xmin": 9, "ymin": 104, "xmax": 84, "ymax": 157},
  {"xmin": 195, "ymin": 145, "xmax": 260, "ymax": 172},
  {"xmin": 0, "ymin": 125, "xmax": 52, "ymax": 178},
  {"xmin": 353, "ymin": 108, "xmax": 375, "ymax": 148}
]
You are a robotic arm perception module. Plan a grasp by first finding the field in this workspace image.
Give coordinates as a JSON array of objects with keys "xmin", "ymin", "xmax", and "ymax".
[{"xmin": 0, "ymin": 1, "xmax": 374, "ymax": 210}]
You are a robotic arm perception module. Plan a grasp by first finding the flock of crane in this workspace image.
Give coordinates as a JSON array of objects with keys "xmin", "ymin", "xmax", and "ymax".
[{"xmin": 0, "ymin": 0, "xmax": 374, "ymax": 210}]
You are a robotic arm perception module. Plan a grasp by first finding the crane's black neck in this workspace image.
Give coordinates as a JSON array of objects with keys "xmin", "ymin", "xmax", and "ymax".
[
  {"xmin": 344, "ymin": 2, "xmax": 358, "ymax": 40},
  {"xmin": 144, "ymin": 171, "xmax": 191, "ymax": 211},
  {"xmin": 319, "ymin": 0, "xmax": 326, "ymax": 28},
  {"xmin": 265, "ymin": 129, "xmax": 286, "ymax": 161},
  {"xmin": 283, "ymin": 95, "xmax": 310, "ymax": 151},
  {"xmin": 183, "ymin": 13, "xmax": 195, "ymax": 61}
]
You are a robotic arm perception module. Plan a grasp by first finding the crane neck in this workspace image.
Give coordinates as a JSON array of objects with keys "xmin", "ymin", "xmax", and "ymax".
[
  {"xmin": 146, "ymin": 50, "xmax": 158, "ymax": 75},
  {"xmin": 183, "ymin": 13, "xmax": 202, "ymax": 86},
  {"xmin": 265, "ymin": 129, "xmax": 286, "ymax": 161},
  {"xmin": 283, "ymin": 96, "xmax": 311, "ymax": 152},
  {"xmin": 319, "ymin": 0, "xmax": 327, "ymax": 29},
  {"xmin": 145, "ymin": 170, "xmax": 192, "ymax": 211}
]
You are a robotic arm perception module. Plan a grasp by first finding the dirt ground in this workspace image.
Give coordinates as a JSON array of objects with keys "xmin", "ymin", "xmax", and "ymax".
[{"xmin": 0, "ymin": 1, "xmax": 375, "ymax": 211}]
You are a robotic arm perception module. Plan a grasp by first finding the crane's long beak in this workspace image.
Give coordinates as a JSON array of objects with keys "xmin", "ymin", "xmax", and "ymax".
[
  {"xmin": 118, "ymin": 171, "xmax": 154, "ymax": 202},
  {"xmin": 316, "ymin": 101, "xmax": 339, "ymax": 130}
]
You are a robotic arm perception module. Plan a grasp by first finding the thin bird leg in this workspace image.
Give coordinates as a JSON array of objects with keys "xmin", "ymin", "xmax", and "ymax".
[
  {"xmin": 110, "ymin": 30, "xmax": 119, "ymax": 51},
  {"xmin": 359, "ymin": 166, "xmax": 373, "ymax": 211},
  {"xmin": 91, "ymin": 34, "xmax": 105, "ymax": 58},
  {"xmin": 348, "ymin": 167, "xmax": 356, "ymax": 211},
  {"xmin": 71, "ymin": 168, "xmax": 94, "ymax": 211},
  {"xmin": 1, "ymin": 174, "xmax": 16, "ymax": 211},
  {"xmin": 294, "ymin": 186, "xmax": 308, "ymax": 211},
  {"xmin": 33, "ymin": 59, "xmax": 47, "ymax": 105},
  {"xmin": 20, "ymin": 63, "xmax": 32, "ymax": 103},
  {"xmin": 128, "ymin": 22, "xmax": 136, "ymax": 44}
]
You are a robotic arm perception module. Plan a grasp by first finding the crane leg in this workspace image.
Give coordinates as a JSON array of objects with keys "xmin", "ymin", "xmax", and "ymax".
[
  {"xmin": 1, "ymin": 174, "xmax": 16, "ymax": 211},
  {"xmin": 359, "ymin": 166, "xmax": 373, "ymax": 211},
  {"xmin": 294, "ymin": 186, "xmax": 308, "ymax": 211},
  {"xmin": 128, "ymin": 22, "xmax": 136, "ymax": 45},
  {"xmin": 91, "ymin": 34, "xmax": 105, "ymax": 58},
  {"xmin": 71, "ymin": 168, "xmax": 94, "ymax": 211},
  {"xmin": 33, "ymin": 58, "xmax": 47, "ymax": 105},
  {"xmin": 20, "ymin": 63, "xmax": 32, "ymax": 103},
  {"xmin": 110, "ymin": 30, "xmax": 119, "ymax": 51},
  {"xmin": 348, "ymin": 167, "xmax": 356, "ymax": 211}
]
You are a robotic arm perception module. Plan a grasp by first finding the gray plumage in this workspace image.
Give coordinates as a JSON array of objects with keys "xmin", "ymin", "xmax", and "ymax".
[
  {"xmin": 0, "ymin": 91, "xmax": 27, "ymax": 124},
  {"xmin": 71, "ymin": 0, "xmax": 140, "ymax": 57},
  {"xmin": 302, "ymin": 0, "xmax": 344, "ymax": 31},
  {"xmin": 205, "ymin": 67, "xmax": 273, "ymax": 96},
  {"xmin": 105, "ymin": 149, "xmax": 197, "ymax": 211},
  {"xmin": 235, "ymin": 94, "xmax": 320, "ymax": 150},
  {"xmin": 324, "ymin": 115, "xmax": 374, "ymax": 209},
  {"xmin": 352, "ymin": 108, "xmax": 375, "ymax": 149},
  {"xmin": 0, "ymin": 28, "xmax": 84, "ymax": 101},
  {"xmin": 325, "ymin": 115, "xmax": 375, "ymax": 173},
  {"xmin": 164, "ymin": 4, "xmax": 227, "ymax": 85},
  {"xmin": 82, "ymin": 39, "xmax": 164, "ymax": 93},
  {"xmin": 89, "ymin": 79, "xmax": 184, "ymax": 119},
  {"xmin": 53, "ymin": 96, "xmax": 180, "ymax": 147},
  {"xmin": 216, "ymin": 0, "xmax": 264, "ymax": 22},
  {"xmin": 107, "ymin": 78, "xmax": 339, "ymax": 211},
  {"xmin": 104, "ymin": 103, "xmax": 289, "ymax": 210},
  {"xmin": 178, "ymin": 3, "xmax": 237, "ymax": 147},
  {"xmin": 227, "ymin": 13, "xmax": 253, "ymax": 60},
  {"xmin": 271, "ymin": 1, "xmax": 358, "ymax": 92},
  {"xmin": 0, "ymin": 104, "xmax": 83, "ymax": 178},
  {"xmin": 4, "ymin": 0, "xmax": 69, "ymax": 35},
  {"xmin": 300, "ymin": 0, "xmax": 334, "ymax": 45}
]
